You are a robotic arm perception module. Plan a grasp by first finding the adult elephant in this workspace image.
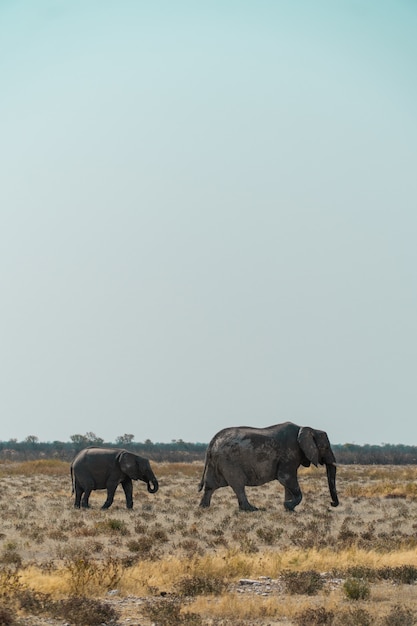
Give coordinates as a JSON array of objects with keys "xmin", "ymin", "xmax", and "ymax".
[
  {"xmin": 71, "ymin": 447, "xmax": 159, "ymax": 509},
  {"xmin": 198, "ymin": 422, "xmax": 339, "ymax": 512}
]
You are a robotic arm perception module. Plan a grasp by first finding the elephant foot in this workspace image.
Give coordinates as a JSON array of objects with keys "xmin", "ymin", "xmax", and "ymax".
[
  {"xmin": 239, "ymin": 503, "xmax": 259, "ymax": 512},
  {"xmin": 284, "ymin": 494, "xmax": 302, "ymax": 511},
  {"xmin": 284, "ymin": 501, "xmax": 300, "ymax": 512},
  {"xmin": 199, "ymin": 501, "xmax": 211, "ymax": 508}
]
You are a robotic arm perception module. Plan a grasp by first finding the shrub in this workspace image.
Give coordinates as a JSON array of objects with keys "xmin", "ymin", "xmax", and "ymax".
[
  {"xmin": 282, "ymin": 570, "xmax": 324, "ymax": 595},
  {"xmin": 142, "ymin": 598, "xmax": 202, "ymax": 625},
  {"xmin": 94, "ymin": 518, "xmax": 129, "ymax": 536},
  {"xmin": 256, "ymin": 526, "xmax": 283, "ymax": 544},
  {"xmin": 333, "ymin": 607, "xmax": 372, "ymax": 626},
  {"xmin": 64, "ymin": 554, "xmax": 123, "ymax": 596},
  {"xmin": 51, "ymin": 596, "xmax": 119, "ymax": 626},
  {"xmin": 381, "ymin": 604, "xmax": 415, "ymax": 626},
  {"xmin": 126, "ymin": 536, "xmax": 159, "ymax": 560},
  {"xmin": 344, "ymin": 566, "xmax": 376, "ymax": 581},
  {"xmin": 175, "ymin": 574, "xmax": 226, "ymax": 597},
  {"xmin": 0, "ymin": 565, "xmax": 24, "ymax": 600},
  {"xmin": 342, "ymin": 577, "xmax": 370, "ymax": 601},
  {"xmin": 295, "ymin": 606, "xmax": 334, "ymax": 626},
  {"xmin": 0, "ymin": 603, "xmax": 15, "ymax": 626},
  {"xmin": 0, "ymin": 549, "xmax": 22, "ymax": 568},
  {"xmin": 378, "ymin": 565, "xmax": 417, "ymax": 584},
  {"xmin": 17, "ymin": 589, "xmax": 53, "ymax": 614}
]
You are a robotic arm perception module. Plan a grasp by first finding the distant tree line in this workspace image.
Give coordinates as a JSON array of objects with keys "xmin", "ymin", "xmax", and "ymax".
[
  {"xmin": 0, "ymin": 433, "xmax": 417, "ymax": 465},
  {"xmin": 0, "ymin": 433, "xmax": 207, "ymax": 463},
  {"xmin": 333, "ymin": 443, "xmax": 417, "ymax": 465}
]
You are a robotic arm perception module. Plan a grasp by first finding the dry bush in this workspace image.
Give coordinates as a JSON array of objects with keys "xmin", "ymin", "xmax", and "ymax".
[
  {"xmin": 175, "ymin": 574, "xmax": 226, "ymax": 597},
  {"xmin": 0, "ymin": 604, "xmax": 15, "ymax": 626},
  {"xmin": 282, "ymin": 569, "xmax": 324, "ymax": 595},
  {"xmin": 333, "ymin": 607, "xmax": 372, "ymax": 626},
  {"xmin": 93, "ymin": 518, "xmax": 130, "ymax": 536},
  {"xmin": 380, "ymin": 604, "xmax": 415, "ymax": 626},
  {"xmin": 295, "ymin": 606, "xmax": 334, "ymax": 626},
  {"xmin": 50, "ymin": 596, "xmax": 119, "ymax": 625},
  {"xmin": 142, "ymin": 597, "xmax": 202, "ymax": 625}
]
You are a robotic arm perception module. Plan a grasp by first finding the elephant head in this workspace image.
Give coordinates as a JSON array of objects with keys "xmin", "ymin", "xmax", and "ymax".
[
  {"xmin": 118, "ymin": 451, "xmax": 159, "ymax": 493},
  {"xmin": 297, "ymin": 427, "xmax": 339, "ymax": 507}
]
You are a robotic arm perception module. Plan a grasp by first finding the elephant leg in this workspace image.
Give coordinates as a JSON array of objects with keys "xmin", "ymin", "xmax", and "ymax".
[
  {"xmin": 74, "ymin": 483, "xmax": 83, "ymax": 508},
  {"xmin": 199, "ymin": 465, "xmax": 224, "ymax": 508},
  {"xmin": 78, "ymin": 477, "xmax": 94, "ymax": 508},
  {"xmin": 200, "ymin": 485, "xmax": 216, "ymax": 508},
  {"xmin": 277, "ymin": 470, "xmax": 302, "ymax": 511},
  {"xmin": 121, "ymin": 477, "xmax": 133, "ymax": 509},
  {"xmin": 219, "ymin": 467, "xmax": 257, "ymax": 511},
  {"xmin": 102, "ymin": 483, "xmax": 118, "ymax": 509},
  {"xmin": 81, "ymin": 488, "xmax": 92, "ymax": 508},
  {"xmin": 231, "ymin": 483, "xmax": 258, "ymax": 512}
]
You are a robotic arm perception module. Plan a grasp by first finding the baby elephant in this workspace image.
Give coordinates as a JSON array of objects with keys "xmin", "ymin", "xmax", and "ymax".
[{"xmin": 71, "ymin": 447, "xmax": 159, "ymax": 509}]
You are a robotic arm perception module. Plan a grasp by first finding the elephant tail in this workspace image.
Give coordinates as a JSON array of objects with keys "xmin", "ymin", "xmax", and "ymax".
[
  {"xmin": 198, "ymin": 466, "xmax": 206, "ymax": 492},
  {"xmin": 198, "ymin": 450, "xmax": 211, "ymax": 492},
  {"xmin": 70, "ymin": 464, "xmax": 74, "ymax": 494}
]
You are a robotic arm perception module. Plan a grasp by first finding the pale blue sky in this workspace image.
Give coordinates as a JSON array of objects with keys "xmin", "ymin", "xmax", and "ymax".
[{"xmin": 1, "ymin": 1, "xmax": 416, "ymax": 444}]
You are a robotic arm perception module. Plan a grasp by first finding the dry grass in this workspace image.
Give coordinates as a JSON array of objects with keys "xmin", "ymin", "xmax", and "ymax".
[{"xmin": 1, "ymin": 462, "xmax": 417, "ymax": 624}]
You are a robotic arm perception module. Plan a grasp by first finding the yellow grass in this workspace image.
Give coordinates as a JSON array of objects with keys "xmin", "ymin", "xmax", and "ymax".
[
  {"xmin": 18, "ymin": 546, "xmax": 417, "ymax": 598},
  {"xmin": 0, "ymin": 459, "xmax": 69, "ymax": 477}
]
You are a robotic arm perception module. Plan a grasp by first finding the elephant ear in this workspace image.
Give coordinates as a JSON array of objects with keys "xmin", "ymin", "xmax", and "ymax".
[
  {"xmin": 118, "ymin": 451, "xmax": 137, "ymax": 476},
  {"xmin": 297, "ymin": 427, "xmax": 319, "ymax": 467}
]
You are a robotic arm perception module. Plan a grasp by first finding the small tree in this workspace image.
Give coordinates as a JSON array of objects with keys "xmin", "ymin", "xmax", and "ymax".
[
  {"xmin": 70, "ymin": 434, "xmax": 89, "ymax": 448},
  {"xmin": 24, "ymin": 435, "xmax": 39, "ymax": 445},
  {"xmin": 115, "ymin": 434, "xmax": 134, "ymax": 445},
  {"xmin": 84, "ymin": 432, "xmax": 104, "ymax": 445},
  {"xmin": 70, "ymin": 432, "xmax": 104, "ymax": 451}
]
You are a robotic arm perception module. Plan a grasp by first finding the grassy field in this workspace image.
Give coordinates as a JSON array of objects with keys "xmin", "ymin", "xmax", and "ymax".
[{"xmin": 1, "ymin": 461, "xmax": 417, "ymax": 625}]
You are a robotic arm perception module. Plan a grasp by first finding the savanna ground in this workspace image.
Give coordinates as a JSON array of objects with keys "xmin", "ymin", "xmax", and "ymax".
[{"xmin": 1, "ymin": 461, "xmax": 417, "ymax": 625}]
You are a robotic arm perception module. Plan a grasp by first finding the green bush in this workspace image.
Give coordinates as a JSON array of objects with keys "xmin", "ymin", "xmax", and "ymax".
[{"xmin": 342, "ymin": 577, "xmax": 370, "ymax": 601}]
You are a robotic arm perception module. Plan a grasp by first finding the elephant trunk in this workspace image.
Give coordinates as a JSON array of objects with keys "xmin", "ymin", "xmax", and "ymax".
[
  {"xmin": 326, "ymin": 463, "xmax": 339, "ymax": 507},
  {"xmin": 147, "ymin": 478, "xmax": 159, "ymax": 494}
]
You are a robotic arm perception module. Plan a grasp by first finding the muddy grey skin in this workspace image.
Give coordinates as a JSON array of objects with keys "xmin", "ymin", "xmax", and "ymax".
[
  {"xmin": 71, "ymin": 447, "xmax": 159, "ymax": 509},
  {"xmin": 199, "ymin": 422, "xmax": 338, "ymax": 512}
]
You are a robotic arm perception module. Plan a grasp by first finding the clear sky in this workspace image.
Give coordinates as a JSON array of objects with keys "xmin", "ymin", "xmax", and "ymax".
[{"xmin": 1, "ymin": 1, "xmax": 417, "ymax": 445}]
